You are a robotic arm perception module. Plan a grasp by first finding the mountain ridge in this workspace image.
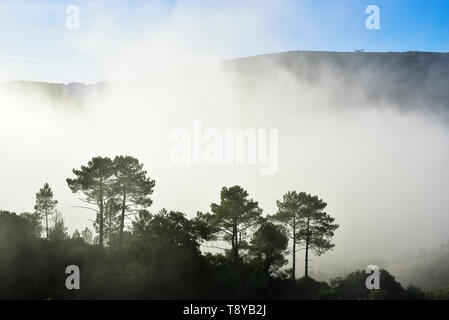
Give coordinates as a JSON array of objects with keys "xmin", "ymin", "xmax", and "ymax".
[{"xmin": 3, "ymin": 50, "xmax": 449, "ymax": 114}]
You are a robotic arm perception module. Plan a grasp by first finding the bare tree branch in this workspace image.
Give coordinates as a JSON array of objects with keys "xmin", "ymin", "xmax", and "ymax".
[
  {"xmin": 72, "ymin": 206, "xmax": 99, "ymax": 213},
  {"xmin": 201, "ymin": 244, "xmax": 227, "ymax": 251}
]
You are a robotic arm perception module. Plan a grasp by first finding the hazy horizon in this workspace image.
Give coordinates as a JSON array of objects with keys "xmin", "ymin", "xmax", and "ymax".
[
  {"xmin": 2, "ymin": 50, "xmax": 449, "ymax": 283},
  {"xmin": 1, "ymin": 1, "xmax": 449, "ymax": 285}
]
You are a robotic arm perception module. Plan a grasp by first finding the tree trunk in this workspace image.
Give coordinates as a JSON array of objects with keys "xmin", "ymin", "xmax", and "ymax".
[
  {"xmin": 292, "ymin": 218, "xmax": 296, "ymax": 281},
  {"xmin": 231, "ymin": 228, "xmax": 234, "ymax": 255},
  {"xmin": 99, "ymin": 183, "xmax": 104, "ymax": 248},
  {"xmin": 232, "ymin": 218, "xmax": 238, "ymax": 262},
  {"xmin": 305, "ymin": 216, "xmax": 310, "ymax": 279},
  {"xmin": 45, "ymin": 210, "xmax": 49, "ymax": 240},
  {"xmin": 119, "ymin": 191, "xmax": 126, "ymax": 251}
]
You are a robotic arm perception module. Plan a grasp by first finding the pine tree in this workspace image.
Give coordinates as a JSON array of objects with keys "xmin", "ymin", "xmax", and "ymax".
[
  {"xmin": 67, "ymin": 157, "xmax": 114, "ymax": 247},
  {"xmin": 112, "ymin": 156, "xmax": 155, "ymax": 250},
  {"xmin": 274, "ymin": 191, "xmax": 338, "ymax": 279},
  {"xmin": 34, "ymin": 183, "xmax": 58, "ymax": 240},
  {"xmin": 198, "ymin": 185, "xmax": 262, "ymax": 262}
]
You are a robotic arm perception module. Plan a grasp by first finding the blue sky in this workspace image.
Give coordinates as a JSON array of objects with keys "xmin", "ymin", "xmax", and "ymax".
[{"xmin": 0, "ymin": 0, "xmax": 448, "ymax": 83}]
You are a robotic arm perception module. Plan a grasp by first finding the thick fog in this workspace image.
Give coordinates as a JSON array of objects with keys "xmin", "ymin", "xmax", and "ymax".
[{"xmin": 1, "ymin": 1, "xmax": 449, "ymax": 281}]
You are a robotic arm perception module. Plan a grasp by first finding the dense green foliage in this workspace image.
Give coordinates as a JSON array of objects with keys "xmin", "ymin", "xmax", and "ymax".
[
  {"xmin": 274, "ymin": 191, "xmax": 338, "ymax": 279},
  {"xmin": 0, "ymin": 155, "xmax": 433, "ymax": 299},
  {"xmin": 0, "ymin": 210, "xmax": 430, "ymax": 300}
]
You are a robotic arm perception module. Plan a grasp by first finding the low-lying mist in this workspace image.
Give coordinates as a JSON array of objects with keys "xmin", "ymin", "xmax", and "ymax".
[{"xmin": 1, "ymin": 49, "xmax": 449, "ymax": 282}]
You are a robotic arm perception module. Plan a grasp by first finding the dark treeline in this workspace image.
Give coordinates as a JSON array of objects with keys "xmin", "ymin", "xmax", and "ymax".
[{"xmin": 0, "ymin": 156, "xmax": 440, "ymax": 299}]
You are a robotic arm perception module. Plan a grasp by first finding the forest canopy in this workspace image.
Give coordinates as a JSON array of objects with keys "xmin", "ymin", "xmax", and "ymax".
[{"xmin": 0, "ymin": 155, "xmax": 440, "ymax": 300}]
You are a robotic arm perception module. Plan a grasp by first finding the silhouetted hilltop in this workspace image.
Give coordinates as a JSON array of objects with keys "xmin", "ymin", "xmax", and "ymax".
[
  {"xmin": 3, "ymin": 81, "xmax": 108, "ymax": 106},
  {"xmin": 4, "ymin": 51, "xmax": 449, "ymax": 113},
  {"xmin": 226, "ymin": 50, "xmax": 449, "ymax": 113}
]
